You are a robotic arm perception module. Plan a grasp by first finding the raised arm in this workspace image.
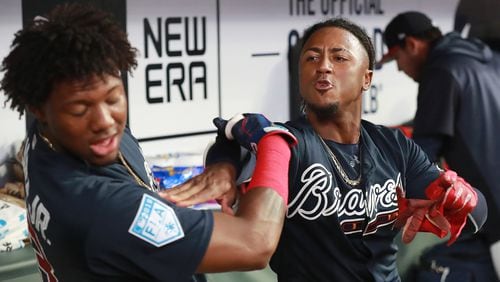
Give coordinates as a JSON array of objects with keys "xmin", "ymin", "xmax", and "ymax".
[
  {"xmin": 165, "ymin": 113, "xmax": 298, "ymax": 272},
  {"xmin": 161, "ymin": 113, "xmax": 294, "ymax": 210},
  {"xmin": 197, "ymin": 133, "xmax": 291, "ymax": 271}
]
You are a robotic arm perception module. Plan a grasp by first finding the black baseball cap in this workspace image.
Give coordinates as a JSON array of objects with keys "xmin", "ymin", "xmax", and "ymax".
[{"xmin": 378, "ymin": 11, "xmax": 436, "ymax": 66}]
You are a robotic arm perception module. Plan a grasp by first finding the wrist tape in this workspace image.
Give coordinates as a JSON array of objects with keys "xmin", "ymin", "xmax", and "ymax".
[{"xmin": 245, "ymin": 134, "xmax": 291, "ymax": 205}]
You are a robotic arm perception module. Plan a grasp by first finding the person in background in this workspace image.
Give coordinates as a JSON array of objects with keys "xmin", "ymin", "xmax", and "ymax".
[
  {"xmin": 378, "ymin": 11, "xmax": 500, "ymax": 281},
  {"xmin": 163, "ymin": 17, "xmax": 488, "ymax": 282},
  {"xmin": 0, "ymin": 3, "xmax": 297, "ymax": 281},
  {"xmin": 454, "ymin": 0, "xmax": 500, "ymax": 51}
]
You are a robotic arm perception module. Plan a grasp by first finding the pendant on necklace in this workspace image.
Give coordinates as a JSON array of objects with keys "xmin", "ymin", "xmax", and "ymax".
[{"xmin": 318, "ymin": 135, "xmax": 362, "ymax": 187}]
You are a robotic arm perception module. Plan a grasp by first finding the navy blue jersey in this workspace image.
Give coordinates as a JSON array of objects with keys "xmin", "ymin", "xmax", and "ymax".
[
  {"xmin": 269, "ymin": 117, "xmax": 440, "ymax": 282},
  {"xmin": 23, "ymin": 122, "xmax": 213, "ymax": 281},
  {"xmin": 204, "ymin": 115, "xmax": 487, "ymax": 281}
]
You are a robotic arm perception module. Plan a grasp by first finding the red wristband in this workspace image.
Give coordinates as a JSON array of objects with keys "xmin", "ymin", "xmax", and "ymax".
[{"xmin": 245, "ymin": 134, "xmax": 291, "ymax": 205}]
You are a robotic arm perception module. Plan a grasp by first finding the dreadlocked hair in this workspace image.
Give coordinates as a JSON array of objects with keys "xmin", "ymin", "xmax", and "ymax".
[{"xmin": 0, "ymin": 2, "xmax": 137, "ymax": 116}]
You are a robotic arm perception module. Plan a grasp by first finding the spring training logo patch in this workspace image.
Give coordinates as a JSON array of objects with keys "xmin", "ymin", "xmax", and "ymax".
[{"xmin": 129, "ymin": 194, "xmax": 184, "ymax": 247}]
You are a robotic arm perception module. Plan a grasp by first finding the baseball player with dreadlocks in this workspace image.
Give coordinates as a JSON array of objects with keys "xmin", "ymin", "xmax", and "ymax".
[
  {"xmin": 0, "ymin": 3, "xmax": 298, "ymax": 281},
  {"xmin": 163, "ymin": 18, "xmax": 489, "ymax": 281}
]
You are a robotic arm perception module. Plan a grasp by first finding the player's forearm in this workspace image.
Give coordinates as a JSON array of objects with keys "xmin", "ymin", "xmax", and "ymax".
[
  {"xmin": 234, "ymin": 188, "xmax": 286, "ymax": 268},
  {"xmin": 197, "ymin": 134, "xmax": 291, "ymax": 272},
  {"xmin": 197, "ymin": 189, "xmax": 285, "ymax": 273},
  {"xmin": 229, "ymin": 133, "xmax": 291, "ymax": 265},
  {"xmin": 230, "ymin": 134, "xmax": 291, "ymax": 264}
]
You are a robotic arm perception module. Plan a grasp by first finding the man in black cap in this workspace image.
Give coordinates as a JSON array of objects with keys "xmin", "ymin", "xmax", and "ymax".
[{"xmin": 379, "ymin": 11, "xmax": 500, "ymax": 281}]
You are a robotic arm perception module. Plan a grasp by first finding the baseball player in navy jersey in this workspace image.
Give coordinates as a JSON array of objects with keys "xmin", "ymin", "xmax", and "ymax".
[
  {"xmin": 379, "ymin": 11, "xmax": 500, "ymax": 280},
  {"xmin": 0, "ymin": 3, "xmax": 298, "ymax": 281},
  {"xmin": 164, "ymin": 18, "xmax": 488, "ymax": 281}
]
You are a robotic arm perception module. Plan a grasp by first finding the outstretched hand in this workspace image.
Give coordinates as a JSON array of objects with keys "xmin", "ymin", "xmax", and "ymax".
[
  {"xmin": 394, "ymin": 187, "xmax": 450, "ymax": 244},
  {"xmin": 395, "ymin": 170, "xmax": 478, "ymax": 245},
  {"xmin": 425, "ymin": 170, "xmax": 478, "ymax": 245},
  {"xmin": 158, "ymin": 162, "xmax": 238, "ymax": 215}
]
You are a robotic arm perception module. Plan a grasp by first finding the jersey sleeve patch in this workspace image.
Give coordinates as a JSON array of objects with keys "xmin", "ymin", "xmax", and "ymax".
[{"xmin": 128, "ymin": 194, "xmax": 184, "ymax": 247}]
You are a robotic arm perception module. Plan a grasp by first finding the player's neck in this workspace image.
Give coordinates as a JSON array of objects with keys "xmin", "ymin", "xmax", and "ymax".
[{"xmin": 307, "ymin": 114, "xmax": 361, "ymax": 144}]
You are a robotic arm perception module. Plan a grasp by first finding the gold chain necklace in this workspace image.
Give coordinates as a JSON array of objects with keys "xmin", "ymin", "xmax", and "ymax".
[
  {"xmin": 38, "ymin": 129, "xmax": 154, "ymax": 192},
  {"xmin": 118, "ymin": 151, "xmax": 155, "ymax": 192},
  {"xmin": 38, "ymin": 132, "xmax": 56, "ymax": 151},
  {"xmin": 318, "ymin": 135, "xmax": 362, "ymax": 186}
]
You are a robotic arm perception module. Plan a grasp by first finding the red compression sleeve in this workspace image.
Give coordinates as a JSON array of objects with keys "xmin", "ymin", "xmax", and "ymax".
[{"xmin": 245, "ymin": 134, "xmax": 291, "ymax": 205}]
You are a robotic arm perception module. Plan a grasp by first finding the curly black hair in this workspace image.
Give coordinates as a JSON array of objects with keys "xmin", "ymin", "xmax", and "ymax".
[
  {"xmin": 301, "ymin": 18, "xmax": 375, "ymax": 70},
  {"xmin": 0, "ymin": 2, "xmax": 137, "ymax": 116}
]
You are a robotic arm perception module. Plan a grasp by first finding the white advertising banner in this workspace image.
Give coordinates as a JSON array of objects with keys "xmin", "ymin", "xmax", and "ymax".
[
  {"xmin": 129, "ymin": 0, "xmax": 459, "ymax": 155},
  {"xmin": 126, "ymin": 0, "xmax": 220, "ymax": 142},
  {"xmin": 0, "ymin": 0, "xmax": 461, "ymax": 157}
]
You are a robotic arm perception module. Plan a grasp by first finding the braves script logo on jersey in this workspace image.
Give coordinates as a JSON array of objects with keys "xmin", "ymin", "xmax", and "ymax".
[{"xmin": 287, "ymin": 163, "xmax": 400, "ymax": 236}]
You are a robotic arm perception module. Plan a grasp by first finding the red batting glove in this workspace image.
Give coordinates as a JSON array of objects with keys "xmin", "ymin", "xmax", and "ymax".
[
  {"xmin": 395, "ymin": 187, "xmax": 450, "ymax": 244},
  {"xmin": 425, "ymin": 170, "xmax": 478, "ymax": 245}
]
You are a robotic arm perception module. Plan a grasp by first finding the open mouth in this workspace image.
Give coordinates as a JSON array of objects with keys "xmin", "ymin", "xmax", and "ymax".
[
  {"xmin": 89, "ymin": 134, "xmax": 119, "ymax": 157},
  {"xmin": 315, "ymin": 79, "xmax": 333, "ymax": 91}
]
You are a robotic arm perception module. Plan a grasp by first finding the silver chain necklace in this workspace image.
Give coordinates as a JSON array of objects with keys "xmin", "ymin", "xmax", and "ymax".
[{"xmin": 318, "ymin": 135, "xmax": 362, "ymax": 186}]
